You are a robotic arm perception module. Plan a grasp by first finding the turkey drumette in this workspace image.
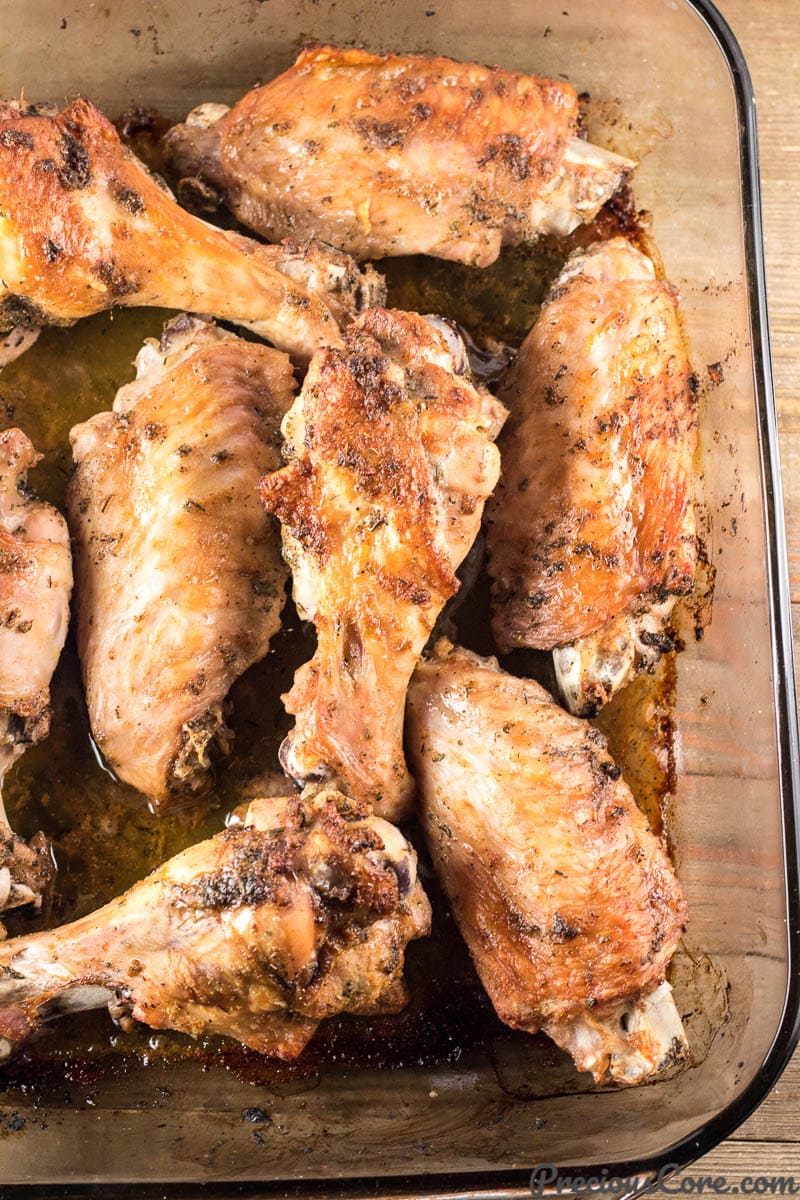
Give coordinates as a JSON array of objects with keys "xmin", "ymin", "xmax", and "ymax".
[
  {"xmin": 67, "ymin": 315, "xmax": 294, "ymax": 807},
  {"xmin": 0, "ymin": 98, "xmax": 383, "ymax": 365},
  {"xmin": 406, "ymin": 640, "xmax": 688, "ymax": 1084},
  {"xmin": 486, "ymin": 238, "xmax": 698, "ymax": 715},
  {"xmin": 164, "ymin": 45, "xmax": 634, "ymax": 267},
  {"xmin": 260, "ymin": 309, "xmax": 506, "ymax": 820},
  {"xmin": 0, "ymin": 429, "xmax": 72, "ymax": 919},
  {"xmin": 0, "ymin": 786, "xmax": 431, "ymax": 1060}
]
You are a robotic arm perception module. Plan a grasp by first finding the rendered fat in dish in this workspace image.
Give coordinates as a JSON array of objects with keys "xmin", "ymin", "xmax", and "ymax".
[
  {"xmin": 260, "ymin": 308, "xmax": 507, "ymax": 821},
  {"xmin": 406, "ymin": 640, "xmax": 688, "ymax": 1084},
  {"xmin": 485, "ymin": 237, "xmax": 698, "ymax": 715},
  {"xmin": 0, "ymin": 786, "xmax": 431, "ymax": 1060},
  {"xmin": 0, "ymin": 98, "xmax": 384, "ymax": 365},
  {"xmin": 67, "ymin": 316, "xmax": 294, "ymax": 807},
  {"xmin": 164, "ymin": 45, "xmax": 634, "ymax": 267}
]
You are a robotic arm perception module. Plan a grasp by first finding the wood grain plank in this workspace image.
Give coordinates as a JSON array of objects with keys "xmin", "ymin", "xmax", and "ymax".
[
  {"xmin": 732, "ymin": 1054, "xmax": 800, "ymax": 1143},
  {"xmin": 659, "ymin": 1141, "xmax": 800, "ymax": 1183}
]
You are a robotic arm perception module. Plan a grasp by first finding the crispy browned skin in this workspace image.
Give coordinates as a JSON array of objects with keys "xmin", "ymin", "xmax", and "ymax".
[
  {"xmin": 0, "ymin": 429, "xmax": 72, "ymax": 917},
  {"xmin": 260, "ymin": 310, "xmax": 506, "ymax": 820},
  {"xmin": 0, "ymin": 98, "xmax": 382, "ymax": 363},
  {"xmin": 406, "ymin": 642, "xmax": 687, "ymax": 1078},
  {"xmin": 67, "ymin": 316, "xmax": 294, "ymax": 806},
  {"xmin": 0, "ymin": 787, "xmax": 431, "ymax": 1060},
  {"xmin": 0, "ymin": 431, "xmax": 72, "ymax": 779},
  {"xmin": 164, "ymin": 46, "xmax": 633, "ymax": 267},
  {"xmin": 486, "ymin": 237, "xmax": 697, "ymax": 652}
]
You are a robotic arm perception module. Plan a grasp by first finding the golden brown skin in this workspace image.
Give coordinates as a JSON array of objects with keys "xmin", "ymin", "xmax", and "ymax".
[
  {"xmin": 0, "ymin": 98, "xmax": 382, "ymax": 363},
  {"xmin": 486, "ymin": 238, "xmax": 697, "ymax": 710},
  {"xmin": 164, "ymin": 46, "xmax": 633, "ymax": 267},
  {"xmin": 260, "ymin": 310, "xmax": 506, "ymax": 821},
  {"xmin": 0, "ymin": 429, "xmax": 72, "ymax": 918},
  {"xmin": 0, "ymin": 430, "xmax": 72, "ymax": 780},
  {"xmin": 0, "ymin": 787, "xmax": 431, "ymax": 1060},
  {"xmin": 406, "ymin": 641, "xmax": 688, "ymax": 1083},
  {"xmin": 67, "ymin": 317, "xmax": 294, "ymax": 807}
]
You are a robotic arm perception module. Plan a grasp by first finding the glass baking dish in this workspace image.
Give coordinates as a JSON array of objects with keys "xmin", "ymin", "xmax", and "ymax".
[{"xmin": 0, "ymin": 0, "xmax": 797, "ymax": 1194}]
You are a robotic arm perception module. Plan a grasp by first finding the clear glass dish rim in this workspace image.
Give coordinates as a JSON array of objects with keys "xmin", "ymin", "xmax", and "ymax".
[{"xmin": 4, "ymin": 1, "xmax": 798, "ymax": 1196}]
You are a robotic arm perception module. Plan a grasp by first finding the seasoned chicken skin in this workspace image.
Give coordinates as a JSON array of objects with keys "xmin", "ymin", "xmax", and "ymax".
[
  {"xmin": 260, "ymin": 309, "xmax": 506, "ymax": 821},
  {"xmin": 0, "ymin": 787, "xmax": 431, "ymax": 1060},
  {"xmin": 67, "ymin": 316, "xmax": 294, "ymax": 806},
  {"xmin": 486, "ymin": 238, "xmax": 697, "ymax": 714},
  {"xmin": 164, "ymin": 45, "xmax": 633, "ymax": 267},
  {"xmin": 406, "ymin": 641, "xmax": 688, "ymax": 1084},
  {"xmin": 0, "ymin": 98, "xmax": 383, "ymax": 364},
  {"xmin": 0, "ymin": 429, "xmax": 72, "ymax": 917}
]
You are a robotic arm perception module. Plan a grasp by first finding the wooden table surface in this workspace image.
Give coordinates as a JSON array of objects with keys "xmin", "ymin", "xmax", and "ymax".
[{"xmin": 665, "ymin": 0, "xmax": 800, "ymax": 1185}]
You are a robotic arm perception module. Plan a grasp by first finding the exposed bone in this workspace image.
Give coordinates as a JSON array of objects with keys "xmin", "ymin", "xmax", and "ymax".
[
  {"xmin": 554, "ymin": 597, "xmax": 677, "ymax": 717},
  {"xmin": 0, "ymin": 325, "xmax": 41, "ymax": 369},
  {"xmin": 544, "ymin": 981, "xmax": 688, "ymax": 1084},
  {"xmin": 531, "ymin": 136, "xmax": 635, "ymax": 239}
]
